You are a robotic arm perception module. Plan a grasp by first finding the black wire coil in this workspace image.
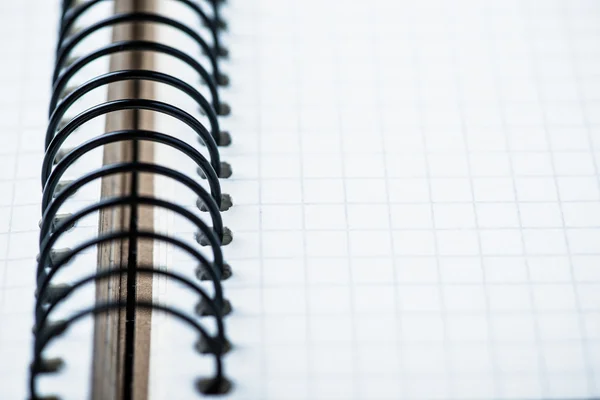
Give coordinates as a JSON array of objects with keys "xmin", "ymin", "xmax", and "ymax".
[{"xmin": 30, "ymin": 0, "xmax": 232, "ymax": 398}]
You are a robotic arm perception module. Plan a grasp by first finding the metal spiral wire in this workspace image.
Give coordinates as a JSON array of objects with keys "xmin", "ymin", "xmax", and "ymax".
[{"xmin": 30, "ymin": 0, "xmax": 233, "ymax": 398}]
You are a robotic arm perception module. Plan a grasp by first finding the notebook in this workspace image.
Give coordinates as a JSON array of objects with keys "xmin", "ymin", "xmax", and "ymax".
[{"xmin": 1, "ymin": 0, "xmax": 599, "ymax": 399}]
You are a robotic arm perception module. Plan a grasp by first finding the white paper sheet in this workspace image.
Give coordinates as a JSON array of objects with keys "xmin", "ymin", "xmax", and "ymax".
[
  {"xmin": 149, "ymin": 0, "xmax": 600, "ymax": 399},
  {"xmin": 1, "ymin": 0, "xmax": 600, "ymax": 399}
]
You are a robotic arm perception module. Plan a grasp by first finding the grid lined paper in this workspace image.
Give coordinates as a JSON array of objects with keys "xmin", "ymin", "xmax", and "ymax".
[
  {"xmin": 0, "ymin": 1, "xmax": 53, "ymax": 398},
  {"xmin": 1, "ymin": 0, "xmax": 600, "ymax": 399},
  {"xmin": 150, "ymin": 0, "xmax": 600, "ymax": 399},
  {"xmin": 0, "ymin": 2, "xmax": 66, "ymax": 398}
]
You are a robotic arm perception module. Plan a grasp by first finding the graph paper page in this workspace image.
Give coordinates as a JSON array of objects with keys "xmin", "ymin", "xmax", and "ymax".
[
  {"xmin": 149, "ymin": 0, "xmax": 600, "ymax": 399},
  {"xmin": 5, "ymin": 0, "xmax": 600, "ymax": 399}
]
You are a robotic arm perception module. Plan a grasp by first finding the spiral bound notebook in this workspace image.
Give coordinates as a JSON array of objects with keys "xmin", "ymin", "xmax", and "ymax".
[{"xmin": 1, "ymin": 0, "xmax": 600, "ymax": 399}]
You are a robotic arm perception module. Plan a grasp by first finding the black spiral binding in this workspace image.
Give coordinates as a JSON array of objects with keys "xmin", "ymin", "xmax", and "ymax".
[{"xmin": 30, "ymin": 0, "xmax": 232, "ymax": 398}]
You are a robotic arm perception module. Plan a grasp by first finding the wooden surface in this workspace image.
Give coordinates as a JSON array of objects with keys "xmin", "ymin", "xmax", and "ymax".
[
  {"xmin": 91, "ymin": 0, "xmax": 156, "ymax": 398},
  {"xmin": 133, "ymin": 1, "xmax": 157, "ymax": 398}
]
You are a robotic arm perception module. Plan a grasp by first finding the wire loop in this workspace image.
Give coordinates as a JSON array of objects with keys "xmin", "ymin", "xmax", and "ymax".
[{"xmin": 32, "ymin": 0, "xmax": 233, "ymax": 397}]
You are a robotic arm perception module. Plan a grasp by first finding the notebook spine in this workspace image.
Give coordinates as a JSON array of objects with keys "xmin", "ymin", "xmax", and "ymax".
[{"xmin": 30, "ymin": 1, "xmax": 233, "ymax": 398}]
